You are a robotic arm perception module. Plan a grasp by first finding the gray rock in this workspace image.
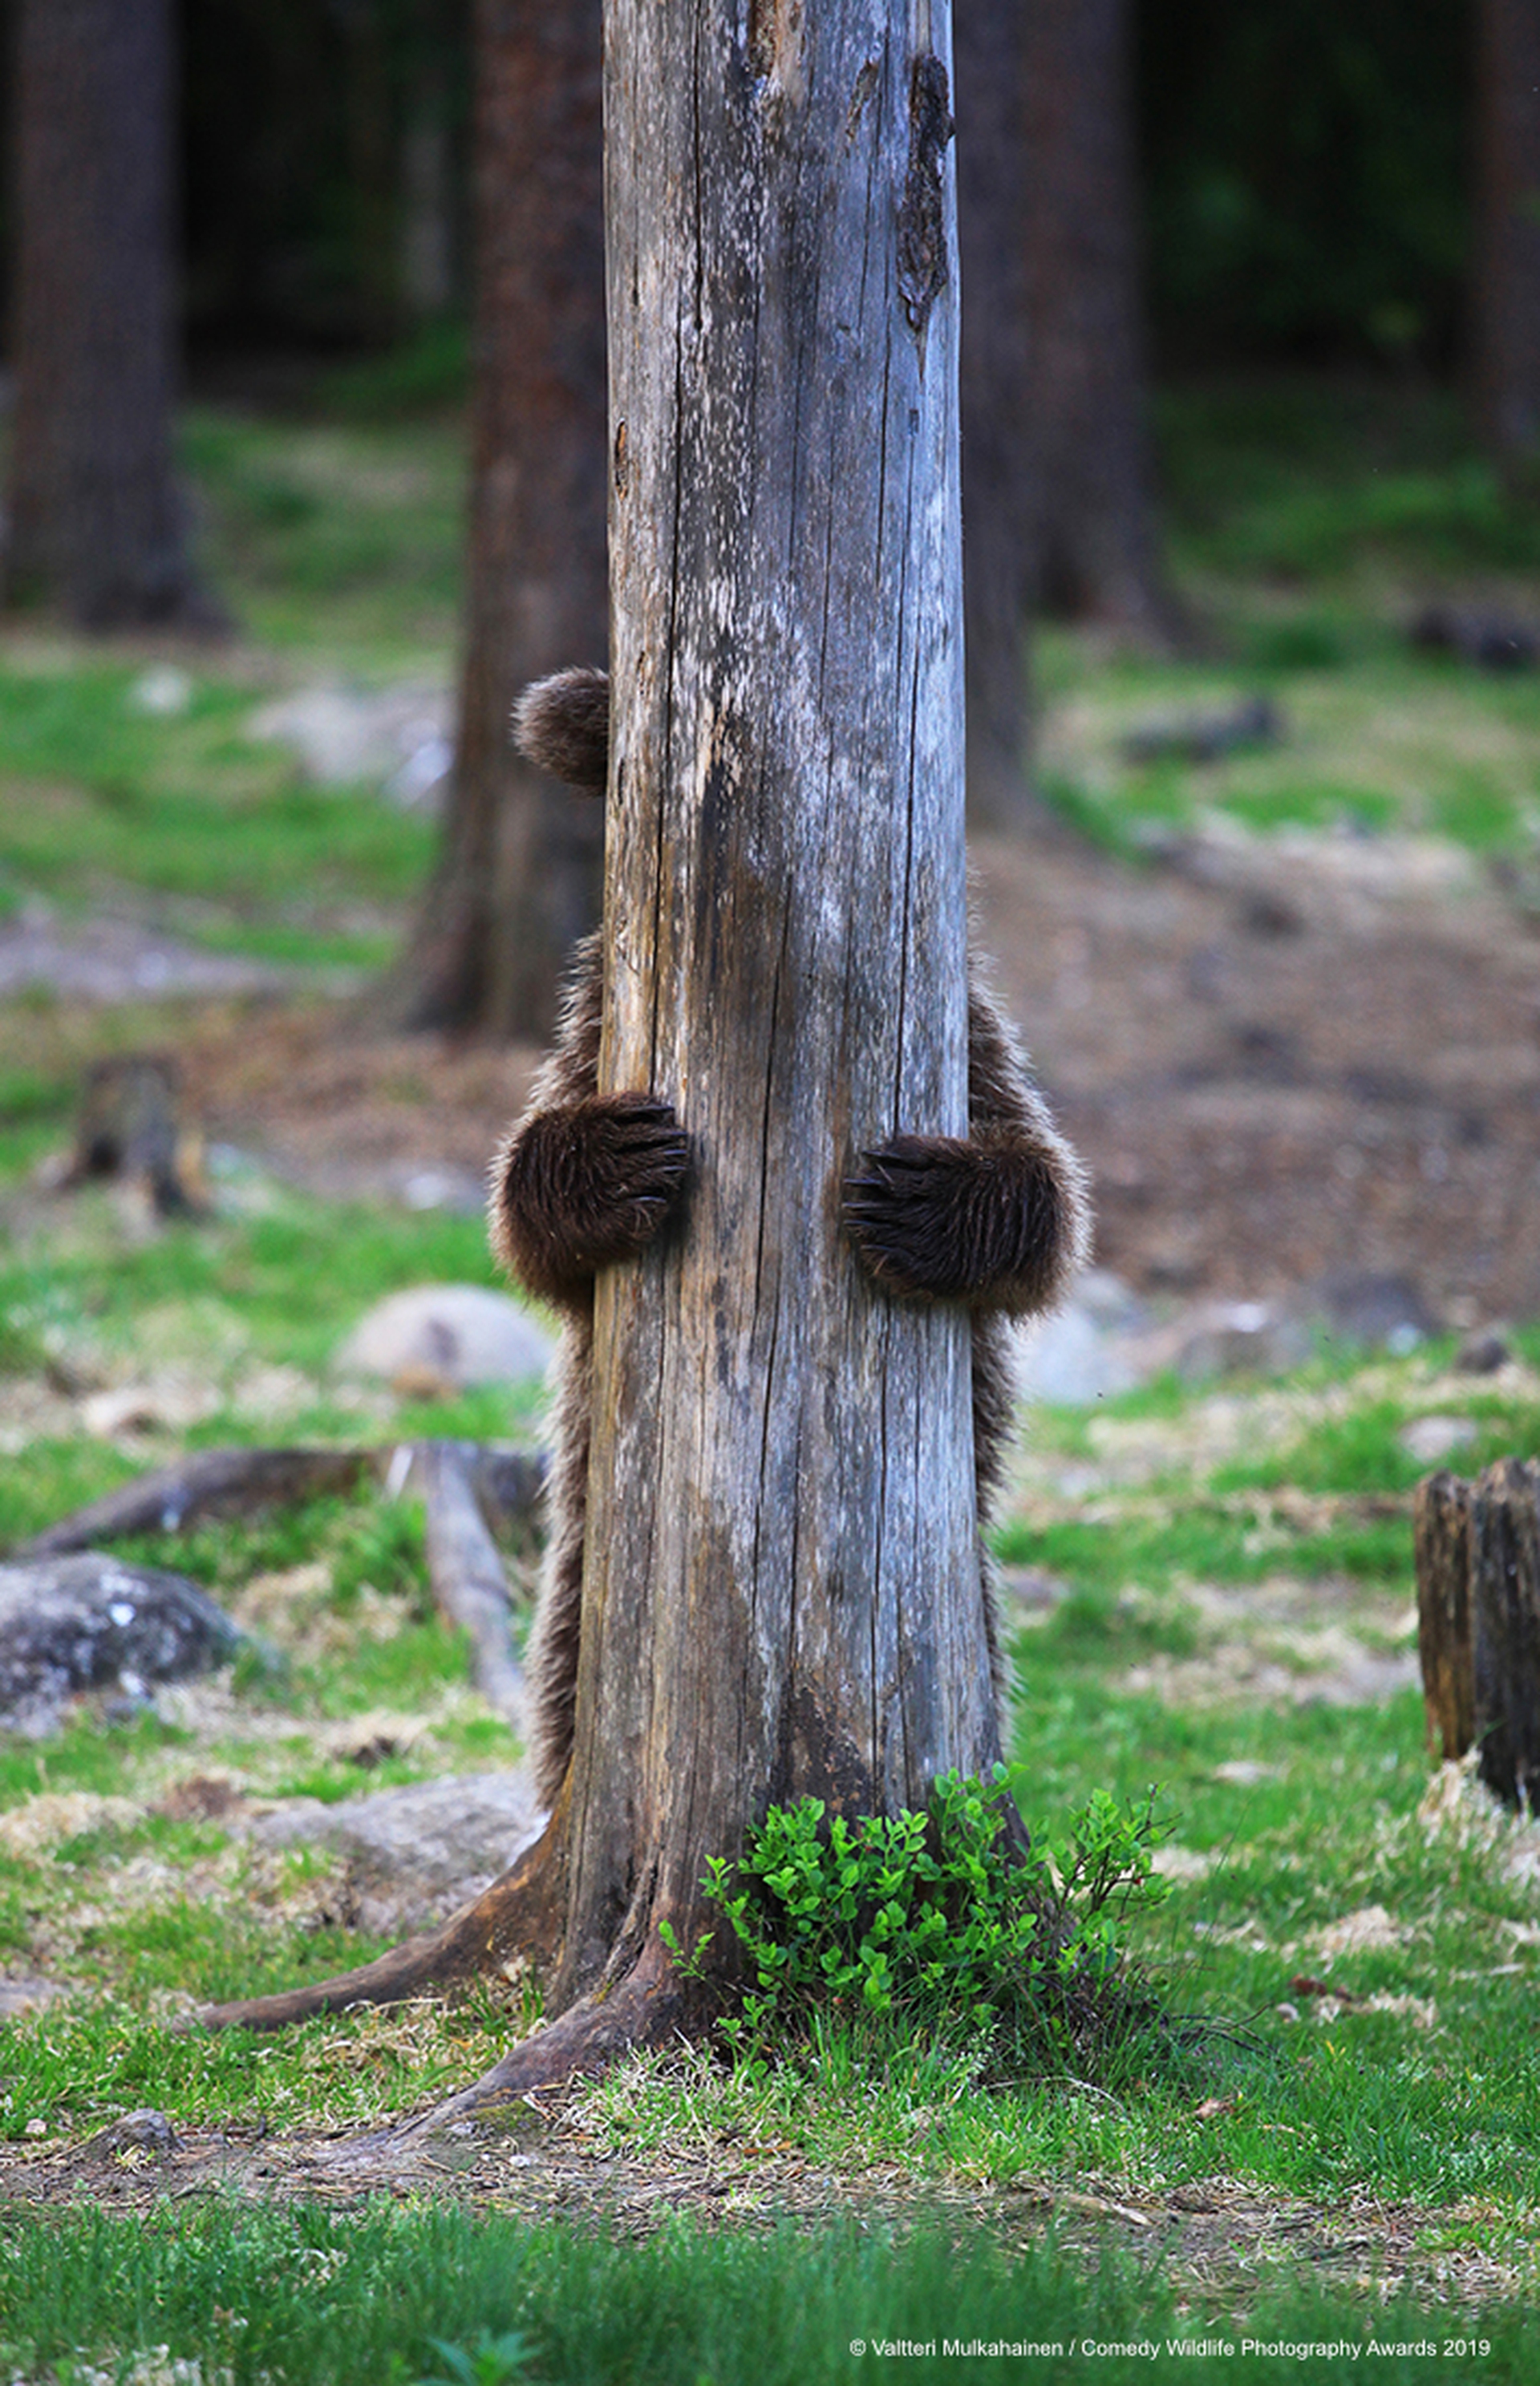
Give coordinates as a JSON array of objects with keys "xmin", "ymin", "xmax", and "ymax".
[
  {"xmin": 0, "ymin": 1975, "xmax": 66, "ymax": 2017},
  {"xmin": 1453, "ymin": 1329, "xmax": 1513, "ymax": 1376},
  {"xmin": 95, "ymin": 2108, "xmax": 180, "ymax": 2155},
  {"xmin": 251, "ymin": 1772, "xmax": 544, "ymax": 1934},
  {"xmin": 336, "ymin": 1285, "xmax": 555, "ymax": 1391},
  {"xmin": 1015, "ymin": 1272, "xmax": 1148, "ymax": 1406},
  {"xmin": 0, "ymin": 1555, "xmax": 245, "ymax": 1736},
  {"xmin": 1171, "ymin": 1302, "xmax": 1313, "ymax": 1383},
  {"xmin": 1307, "ymin": 1270, "xmax": 1441, "ymax": 1353},
  {"xmin": 1399, "ymin": 1415, "xmax": 1478, "ymax": 1465},
  {"xmin": 249, "ymin": 682, "xmax": 453, "ymax": 808}
]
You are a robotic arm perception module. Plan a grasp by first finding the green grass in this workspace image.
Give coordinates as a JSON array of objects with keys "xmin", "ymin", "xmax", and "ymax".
[
  {"xmin": 0, "ymin": 2202, "xmax": 1531, "ymax": 2386},
  {"xmin": 0, "ymin": 396, "xmax": 464, "ymax": 972},
  {"xmin": 0, "ymin": 1184, "xmax": 531, "ymax": 1516},
  {"xmin": 1158, "ymin": 378, "xmax": 1540, "ymax": 581},
  {"xmin": 0, "ymin": 1995, "xmax": 511, "ymax": 2143},
  {"xmin": 0, "ymin": 375, "xmax": 1534, "ymax": 980},
  {"xmin": 184, "ymin": 405, "xmax": 465, "ymax": 664},
  {"xmin": 1032, "ymin": 376, "xmax": 1540, "ymax": 857},
  {"xmin": 0, "ymin": 657, "xmax": 436, "ymax": 971}
]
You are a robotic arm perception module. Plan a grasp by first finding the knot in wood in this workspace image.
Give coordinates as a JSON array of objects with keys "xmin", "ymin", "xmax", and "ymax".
[{"xmin": 897, "ymin": 52, "xmax": 954, "ymax": 340}]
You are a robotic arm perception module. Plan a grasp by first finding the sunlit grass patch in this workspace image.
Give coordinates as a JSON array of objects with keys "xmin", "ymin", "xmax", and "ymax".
[
  {"xmin": 184, "ymin": 407, "xmax": 466, "ymax": 665},
  {"xmin": 0, "ymin": 659, "xmax": 436, "ymax": 974},
  {"xmin": 0, "ymin": 1182, "xmax": 538, "ymax": 1492},
  {"xmin": 0, "ymin": 1994, "xmax": 511, "ymax": 2146}
]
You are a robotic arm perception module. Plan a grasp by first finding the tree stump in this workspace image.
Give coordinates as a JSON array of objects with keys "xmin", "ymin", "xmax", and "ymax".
[{"xmin": 1415, "ymin": 1459, "xmax": 1540, "ymax": 1813}]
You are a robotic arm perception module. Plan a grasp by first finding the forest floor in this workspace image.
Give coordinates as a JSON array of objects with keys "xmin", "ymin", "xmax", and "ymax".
[{"xmin": 2, "ymin": 377, "xmax": 1539, "ymax": 2380}]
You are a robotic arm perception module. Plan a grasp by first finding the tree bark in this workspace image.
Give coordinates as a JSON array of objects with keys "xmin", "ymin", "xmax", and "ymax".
[
  {"xmin": 1473, "ymin": 0, "xmax": 1540, "ymax": 468},
  {"xmin": 1469, "ymin": 1459, "xmax": 1540, "ymax": 1813},
  {"xmin": 207, "ymin": 0, "xmax": 1003, "ymax": 2096},
  {"xmin": 954, "ymin": 0, "xmax": 1036, "ymax": 832},
  {"xmin": 1019, "ymin": 0, "xmax": 1169, "ymax": 636},
  {"xmin": 388, "ymin": 0, "xmax": 607, "ymax": 1041},
  {"xmin": 545, "ymin": 0, "xmax": 993, "ymax": 2031},
  {"xmin": 6, "ymin": 0, "xmax": 217, "ymax": 630},
  {"xmin": 1414, "ymin": 1469, "xmax": 1475, "ymax": 1768},
  {"xmin": 1415, "ymin": 1458, "xmax": 1540, "ymax": 1814}
]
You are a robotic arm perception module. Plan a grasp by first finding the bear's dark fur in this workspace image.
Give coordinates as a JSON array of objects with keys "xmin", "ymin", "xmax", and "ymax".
[{"xmin": 490, "ymin": 670, "xmax": 1090, "ymax": 1805}]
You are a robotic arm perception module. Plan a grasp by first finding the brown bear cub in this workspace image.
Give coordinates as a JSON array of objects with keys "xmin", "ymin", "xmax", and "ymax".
[{"xmin": 490, "ymin": 669, "xmax": 1091, "ymax": 1805}]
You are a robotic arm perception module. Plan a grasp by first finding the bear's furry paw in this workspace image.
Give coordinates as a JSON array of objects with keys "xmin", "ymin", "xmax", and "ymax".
[
  {"xmin": 492, "ymin": 1092, "xmax": 690, "ymax": 1299},
  {"xmin": 843, "ymin": 1132, "xmax": 1072, "ymax": 1314}
]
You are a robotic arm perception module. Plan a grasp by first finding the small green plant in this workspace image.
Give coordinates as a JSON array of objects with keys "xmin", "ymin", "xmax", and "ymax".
[
  {"xmin": 698, "ymin": 1770, "xmax": 1171, "ymax": 2073},
  {"xmin": 417, "ymin": 2331, "xmax": 537, "ymax": 2386}
]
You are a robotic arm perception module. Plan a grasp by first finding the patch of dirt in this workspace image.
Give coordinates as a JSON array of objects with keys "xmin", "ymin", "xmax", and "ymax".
[
  {"xmin": 971, "ymin": 827, "xmax": 1540, "ymax": 1323},
  {"xmin": 0, "ymin": 913, "xmax": 299, "ymax": 1005},
  {"xmin": 0, "ymin": 2114, "xmax": 1530, "ymax": 2313}
]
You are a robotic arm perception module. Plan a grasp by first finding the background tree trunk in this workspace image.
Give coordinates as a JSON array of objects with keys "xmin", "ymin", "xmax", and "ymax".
[
  {"xmin": 6, "ymin": 0, "xmax": 216, "ymax": 629},
  {"xmin": 391, "ymin": 0, "xmax": 606, "ymax": 1040},
  {"xmin": 549, "ymin": 0, "xmax": 995, "ymax": 2034},
  {"xmin": 1473, "ymin": 0, "xmax": 1540, "ymax": 467},
  {"xmin": 954, "ymin": 0, "xmax": 1037, "ymax": 832},
  {"xmin": 1020, "ymin": 0, "xmax": 1168, "ymax": 634}
]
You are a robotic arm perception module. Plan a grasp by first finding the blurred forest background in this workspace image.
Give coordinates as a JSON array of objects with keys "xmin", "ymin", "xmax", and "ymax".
[{"xmin": 2, "ymin": 0, "xmax": 1540, "ymax": 1331}]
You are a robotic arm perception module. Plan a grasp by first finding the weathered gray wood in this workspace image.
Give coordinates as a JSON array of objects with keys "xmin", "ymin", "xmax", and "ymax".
[
  {"xmin": 382, "ymin": 1441, "xmax": 547, "ymax": 1548},
  {"xmin": 1470, "ymin": 1458, "xmax": 1540, "ymax": 1813},
  {"xmin": 1414, "ymin": 1469, "xmax": 1473, "ymax": 1764},
  {"xmin": 197, "ymin": 0, "xmax": 1008, "ymax": 2078},
  {"xmin": 552, "ymin": 0, "xmax": 991, "ymax": 2016},
  {"xmin": 19, "ymin": 1447, "xmax": 372, "ymax": 1557},
  {"xmin": 22, "ymin": 1442, "xmax": 547, "ymax": 1563},
  {"xmin": 420, "ymin": 1441, "xmax": 527, "ymax": 1725},
  {"xmin": 1415, "ymin": 1456, "xmax": 1540, "ymax": 1814}
]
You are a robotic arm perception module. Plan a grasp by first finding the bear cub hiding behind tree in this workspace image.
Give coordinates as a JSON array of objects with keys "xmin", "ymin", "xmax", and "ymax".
[{"xmin": 490, "ymin": 668, "xmax": 1090, "ymax": 1805}]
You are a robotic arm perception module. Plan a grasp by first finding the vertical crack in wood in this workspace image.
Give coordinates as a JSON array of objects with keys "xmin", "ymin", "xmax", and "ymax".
[
  {"xmin": 845, "ymin": 58, "xmax": 880, "ymax": 148},
  {"xmin": 895, "ymin": 51, "xmax": 952, "ymax": 351}
]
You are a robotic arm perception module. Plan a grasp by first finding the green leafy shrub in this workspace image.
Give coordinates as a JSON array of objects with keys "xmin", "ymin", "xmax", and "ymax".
[{"xmin": 687, "ymin": 1770, "xmax": 1172, "ymax": 2074}]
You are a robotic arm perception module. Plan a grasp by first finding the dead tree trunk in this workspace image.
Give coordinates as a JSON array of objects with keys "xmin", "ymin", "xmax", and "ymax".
[
  {"xmin": 1416, "ymin": 1460, "xmax": 1540, "ymax": 1814},
  {"xmin": 548, "ymin": 0, "xmax": 992, "ymax": 2045},
  {"xmin": 954, "ymin": 0, "xmax": 1035, "ymax": 832},
  {"xmin": 1473, "ymin": 0, "xmax": 1540, "ymax": 468},
  {"xmin": 204, "ymin": 0, "xmax": 999, "ymax": 2096},
  {"xmin": 387, "ymin": 0, "xmax": 607, "ymax": 1040},
  {"xmin": 1019, "ymin": 0, "xmax": 1169, "ymax": 636},
  {"xmin": 6, "ymin": 0, "xmax": 218, "ymax": 630}
]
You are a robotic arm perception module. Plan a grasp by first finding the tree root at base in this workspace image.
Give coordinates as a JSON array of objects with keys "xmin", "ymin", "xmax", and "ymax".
[
  {"xmin": 199, "ymin": 1820, "xmax": 565, "ymax": 2032},
  {"xmin": 393, "ymin": 1953, "xmax": 695, "ymax": 2135}
]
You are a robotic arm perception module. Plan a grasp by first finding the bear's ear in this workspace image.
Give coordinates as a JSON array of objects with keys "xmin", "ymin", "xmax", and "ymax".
[{"xmin": 513, "ymin": 667, "xmax": 610, "ymax": 792}]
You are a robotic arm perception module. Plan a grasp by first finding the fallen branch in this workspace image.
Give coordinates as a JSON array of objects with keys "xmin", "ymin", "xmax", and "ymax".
[
  {"xmin": 18, "ymin": 1447, "xmax": 372, "ymax": 1557},
  {"xmin": 379, "ymin": 1441, "xmax": 546, "ymax": 1547},
  {"xmin": 419, "ymin": 1440, "xmax": 527, "ymax": 1724},
  {"xmin": 18, "ymin": 1441, "xmax": 547, "ymax": 1561}
]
